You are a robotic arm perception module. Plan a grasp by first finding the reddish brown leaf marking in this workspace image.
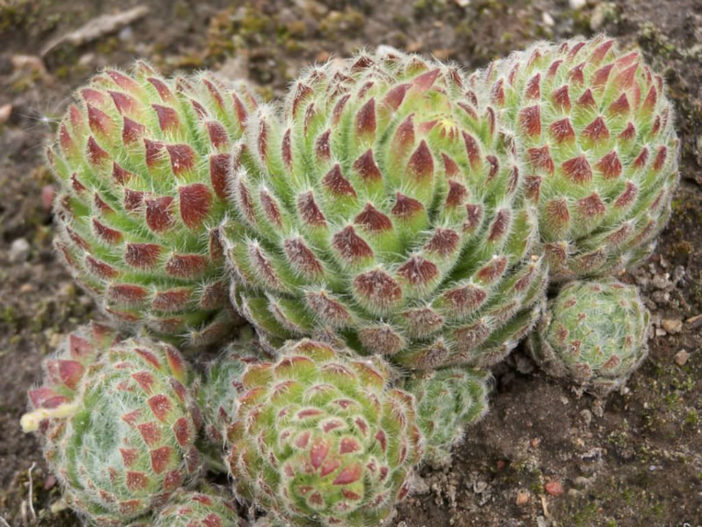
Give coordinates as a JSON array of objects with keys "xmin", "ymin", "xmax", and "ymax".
[
  {"xmin": 85, "ymin": 255, "xmax": 118, "ymax": 278},
  {"xmin": 650, "ymin": 115, "xmax": 661, "ymax": 137},
  {"xmin": 486, "ymin": 155, "xmax": 499, "ymax": 181},
  {"xmin": 546, "ymin": 198, "xmax": 570, "ymax": 226},
  {"xmin": 549, "ymin": 118, "xmax": 575, "ymax": 144},
  {"xmin": 653, "ymin": 146, "xmax": 667, "ymax": 170},
  {"xmin": 206, "ymin": 121, "xmax": 228, "ymax": 149},
  {"xmin": 167, "ymin": 144, "xmax": 196, "ymax": 176},
  {"xmin": 491, "ymin": 78, "xmax": 505, "ymax": 106},
  {"xmin": 353, "ymin": 149, "xmax": 382, "ymax": 183},
  {"xmin": 173, "ymin": 417, "xmax": 191, "ymax": 446},
  {"xmin": 462, "ymin": 131, "xmax": 482, "ymax": 167},
  {"xmin": 355, "ymin": 203, "xmax": 392, "ymax": 232},
  {"xmin": 576, "ymin": 88, "xmax": 596, "ymax": 108},
  {"xmin": 108, "ymin": 284, "xmax": 147, "ymax": 304},
  {"xmin": 54, "ymin": 360, "xmax": 85, "ymax": 390},
  {"xmin": 463, "ymin": 203, "xmax": 483, "ymax": 232},
  {"xmin": 331, "ymin": 93, "xmax": 350, "ymax": 125},
  {"xmin": 94, "ymin": 192, "xmax": 114, "ymax": 214},
  {"xmin": 525, "ymin": 73, "xmax": 541, "ymax": 99},
  {"xmin": 614, "ymin": 181, "xmax": 638, "ymax": 208},
  {"xmin": 125, "ymin": 243, "xmax": 161, "ymax": 268},
  {"xmin": 583, "ymin": 116, "xmax": 610, "ymax": 143},
  {"xmin": 144, "ymin": 138, "xmax": 164, "ymax": 168},
  {"xmin": 148, "ymin": 394, "xmax": 173, "ymax": 422},
  {"xmin": 356, "ymin": 98, "xmax": 376, "ymax": 137},
  {"xmin": 152, "ymin": 288, "xmax": 191, "ymax": 311},
  {"xmin": 333, "ymin": 464, "xmax": 362, "ymax": 485},
  {"xmin": 112, "ymin": 162, "xmax": 133, "ymax": 185},
  {"xmin": 397, "ymin": 256, "xmax": 438, "ymax": 286},
  {"xmin": 614, "ymin": 63, "xmax": 639, "ymax": 90},
  {"xmin": 332, "ymin": 226, "xmax": 373, "ymax": 262},
  {"xmin": 424, "ymin": 228, "xmax": 460, "ymax": 257},
  {"xmin": 442, "ymin": 153, "xmax": 460, "ymax": 178},
  {"xmin": 476, "ymin": 256, "xmax": 507, "ymax": 283},
  {"xmin": 146, "ymin": 196, "xmax": 174, "ymax": 232},
  {"xmin": 595, "ymin": 151, "xmax": 622, "ymax": 179},
  {"xmin": 353, "ymin": 269, "xmax": 402, "ymax": 307},
  {"xmin": 149, "ymin": 446, "xmax": 172, "ymax": 475},
  {"xmin": 305, "ymin": 291, "xmax": 351, "ymax": 324},
  {"xmin": 107, "ymin": 70, "xmax": 140, "ymax": 92},
  {"xmin": 119, "ymin": 448, "xmax": 139, "ymax": 468},
  {"xmin": 122, "ymin": 117, "xmax": 145, "ymax": 144},
  {"xmin": 488, "ymin": 209, "xmax": 510, "ymax": 242},
  {"xmin": 152, "ymin": 104, "xmax": 180, "ymax": 132},
  {"xmin": 147, "ymin": 76, "xmax": 173, "ymax": 103},
  {"xmin": 383, "ymin": 83, "xmax": 410, "ymax": 109},
  {"xmin": 618, "ymin": 122, "xmax": 636, "ymax": 141},
  {"xmin": 281, "ymin": 128, "xmax": 292, "ymax": 168},
  {"xmin": 568, "ymin": 62, "xmax": 585, "ymax": 84},
  {"xmin": 178, "ymin": 183, "xmax": 212, "ymax": 228},
  {"xmin": 323, "ymin": 164, "xmax": 357, "ymax": 198},
  {"xmin": 551, "ymin": 85, "xmax": 571, "ymax": 112},
  {"xmin": 131, "ymin": 371, "xmax": 155, "ymax": 393},
  {"xmin": 445, "ymin": 179, "xmax": 468, "ymax": 208},
  {"xmin": 165, "ymin": 254, "xmax": 207, "ymax": 278},
  {"xmin": 80, "ymin": 88, "xmax": 106, "ymax": 105},
  {"xmin": 443, "ymin": 285, "xmax": 487, "ymax": 313},
  {"xmin": 109, "ymin": 90, "xmax": 137, "ymax": 114},
  {"xmin": 592, "ymin": 63, "xmax": 614, "ymax": 87},
  {"xmin": 310, "ymin": 440, "xmax": 329, "ymax": 470},
  {"xmin": 633, "ymin": 147, "xmax": 649, "ymax": 168},
  {"xmin": 92, "ymin": 218, "xmax": 122, "ymax": 244},
  {"xmin": 561, "ymin": 155, "xmax": 593, "ymax": 184},
  {"xmin": 525, "ymin": 175, "xmax": 542, "ymax": 201},
  {"xmin": 126, "ymin": 472, "xmax": 149, "ymax": 491},
  {"xmin": 391, "ymin": 193, "xmax": 424, "ymax": 220},
  {"xmin": 297, "ymin": 192, "xmax": 326, "ymax": 227},
  {"xmin": 642, "ymin": 85, "xmax": 658, "ymax": 112},
  {"xmin": 291, "ymin": 83, "xmax": 313, "ymax": 118},
  {"xmin": 577, "ymin": 193, "xmax": 606, "ymax": 217},
  {"xmin": 87, "ymin": 136, "xmax": 109, "ymax": 166},
  {"xmin": 137, "ymin": 422, "xmax": 162, "ymax": 446},
  {"xmin": 258, "ymin": 190, "xmax": 281, "ymax": 227},
  {"xmin": 608, "ymin": 93, "xmax": 630, "ymax": 115},
  {"xmin": 258, "ymin": 120, "xmax": 268, "ymax": 159},
  {"xmin": 375, "ymin": 429, "xmax": 387, "ymax": 452},
  {"xmin": 209, "ymin": 153, "xmax": 230, "ymax": 201},
  {"xmin": 70, "ymin": 173, "xmax": 86, "ymax": 195},
  {"xmin": 407, "ymin": 140, "xmax": 434, "ymax": 183},
  {"xmin": 284, "ymin": 238, "xmax": 323, "ymax": 278},
  {"xmin": 87, "ymin": 105, "xmax": 112, "ymax": 136},
  {"xmin": 527, "ymin": 146, "xmax": 555, "ymax": 174},
  {"xmin": 392, "ymin": 114, "xmax": 415, "ymax": 152},
  {"xmin": 315, "ymin": 129, "xmax": 331, "ymax": 160},
  {"xmin": 413, "ymin": 68, "xmax": 440, "ymax": 91}
]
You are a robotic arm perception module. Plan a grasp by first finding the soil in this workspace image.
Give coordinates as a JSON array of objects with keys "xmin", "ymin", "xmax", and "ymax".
[{"xmin": 0, "ymin": 0, "xmax": 700, "ymax": 526}]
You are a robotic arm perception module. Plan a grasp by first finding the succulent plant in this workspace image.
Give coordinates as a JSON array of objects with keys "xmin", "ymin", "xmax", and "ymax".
[
  {"xmin": 527, "ymin": 279, "xmax": 650, "ymax": 397},
  {"xmin": 152, "ymin": 488, "xmax": 241, "ymax": 527},
  {"xmin": 197, "ymin": 332, "xmax": 264, "ymax": 447},
  {"xmin": 21, "ymin": 323, "xmax": 202, "ymax": 524},
  {"xmin": 221, "ymin": 49, "xmax": 548, "ymax": 370},
  {"xmin": 469, "ymin": 35, "xmax": 680, "ymax": 281},
  {"xmin": 47, "ymin": 62, "xmax": 259, "ymax": 347},
  {"xmin": 403, "ymin": 367, "xmax": 491, "ymax": 466},
  {"xmin": 226, "ymin": 339, "xmax": 423, "ymax": 526}
]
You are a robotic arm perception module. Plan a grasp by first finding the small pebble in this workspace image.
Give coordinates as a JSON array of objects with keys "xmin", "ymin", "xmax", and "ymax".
[
  {"xmin": 0, "ymin": 103, "xmax": 12, "ymax": 124},
  {"xmin": 542, "ymin": 12, "xmax": 555, "ymax": 26},
  {"xmin": 41, "ymin": 184, "xmax": 55, "ymax": 210},
  {"xmin": 515, "ymin": 489, "xmax": 530, "ymax": 506},
  {"xmin": 545, "ymin": 480, "xmax": 564, "ymax": 496},
  {"xmin": 569, "ymin": 0, "xmax": 587, "ymax": 9},
  {"xmin": 661, "ymin": 318, "xmax": 682, "ymax": 334},
  {"xmin": 674, "ymin": 350, "xmax": 689, "ymax": 366},
  {"xmin": 9, "ymin": 238, "xmax": 30, "ymax": 263}
]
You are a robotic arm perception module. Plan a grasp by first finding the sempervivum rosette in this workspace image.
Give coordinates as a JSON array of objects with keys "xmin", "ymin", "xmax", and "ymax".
[
  {"xmin": 469, "ymin": 35, "xmax": 680, "ymax": 281},
  {"xmin": 225, "ymin": 339, "xmax": 423, "ymax": 526},
  {"xmin": 221, "ymin": 50, "xmax": 547, "ymax": 369},
  {"xmin": 527, "ymin": 279, "xmax": 650, "ymax": 397},
  {"xmin": 47, "ymin": 62, "xmax": 259, "ymax": 348},
  {"xmin": 21, "ymin": 323, "xmax": 202, "ymax": 525}
]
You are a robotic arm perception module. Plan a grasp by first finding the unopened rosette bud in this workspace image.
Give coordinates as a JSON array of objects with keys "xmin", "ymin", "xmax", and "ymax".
[{"xmin": 404, "ymin": 367, "xmax": 491, "ymax": 466}]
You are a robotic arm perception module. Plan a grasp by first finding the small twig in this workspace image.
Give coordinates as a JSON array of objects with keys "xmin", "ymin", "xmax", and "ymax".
[
  {"xmin": 27, "ymin": 462, "xmax": 37, "ymax": 522},
  {"xmin": 0, "ymin": 514, "xmax": 11, "ymax": 527}
]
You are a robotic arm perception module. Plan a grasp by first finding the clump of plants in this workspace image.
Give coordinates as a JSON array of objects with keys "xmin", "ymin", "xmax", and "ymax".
[{"xmin": 21, "ymin": 35, "xmax": 678, "ymax": 526}]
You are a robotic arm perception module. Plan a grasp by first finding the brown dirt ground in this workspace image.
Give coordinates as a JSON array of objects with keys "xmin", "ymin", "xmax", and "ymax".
[{"xmin": 0, "ymin": 0, "xmax": 700, "ymax": 525}]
